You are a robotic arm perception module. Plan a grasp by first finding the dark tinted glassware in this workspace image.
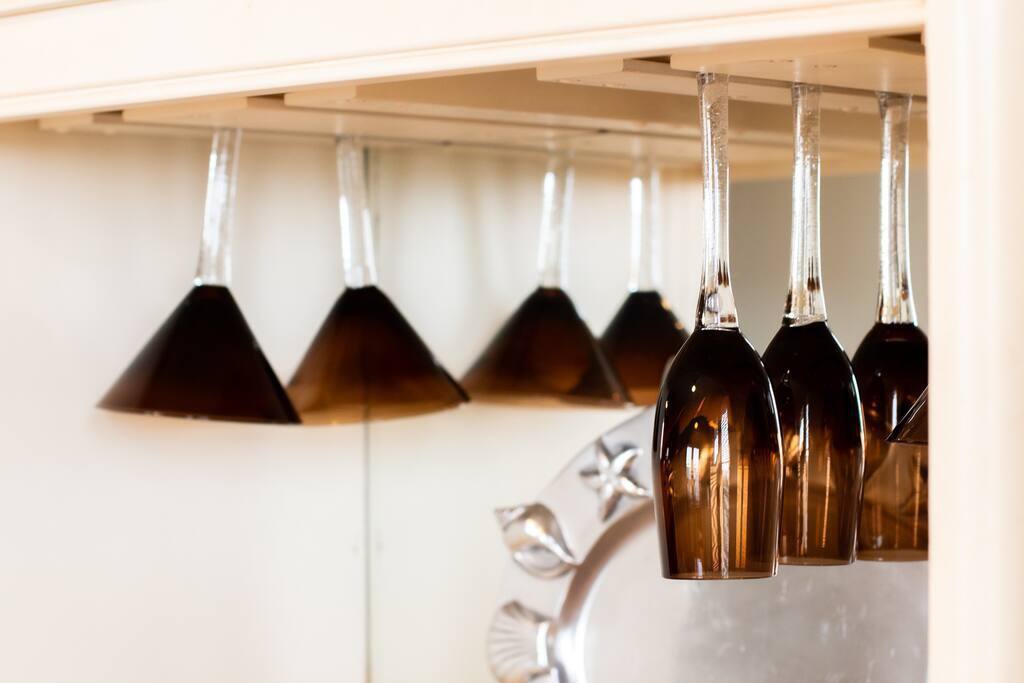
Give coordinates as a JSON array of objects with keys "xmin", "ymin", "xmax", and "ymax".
[
  {"xmin": 463, "ymin": 286, "xmax": 627, "ymax": 406},
  {"xmin": 655, "ymin": 328, "xmax": 784, "ymax": 579},
  {"xmin": 852, "ymin": 92, "xmax": 928, "ymax": 561},
  {"xmin": 462, "ymin": 152, "xmax": 627, "ymax": 407},
  {"xmin": 600, "ymin": 161, "xmax": 687, "ymax": 405},
  {"xmin": 762, "ymin": 84, "xmax": 865, "ymax": 566},
  {"xmin": 100, "ymin": 285, "xmax": 298, "ymax": 423},
  {"xmin": 288, "ymin": 138, "xmax": 466, "ymax": 424},
  {"xmin": 889, "ymin": 386, "xmax": 928, "ymax": 444},
  {"xmin": 853, "ymin": 323, "xmax": 928, "ymax": 560},
  {"xmin": 98, "ymin": 128, "xmax": 299, "ymax": 424},
  {"xmin": 652, "ymin": 73, "xmax": 783, "ymax": 580},
  {"xmin": 600, "ymin": 291, "xmax": 686, "ymax": 405},
  {"xmin": 764, "ymin": 323, "xmax": 864, "ymax": 565},
  {"xmin": 288, "ymin": 285, "xmax": 467, "ymax": 423}
]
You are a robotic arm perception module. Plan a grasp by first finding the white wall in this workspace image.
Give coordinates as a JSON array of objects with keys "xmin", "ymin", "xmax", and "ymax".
[
  {"xmin": 0, "ymin": 123, "xmax": 368, "ymax": 683},
  {"xmin": 0, "ymin": 121, "xmax": 927, "ymax": 682}
]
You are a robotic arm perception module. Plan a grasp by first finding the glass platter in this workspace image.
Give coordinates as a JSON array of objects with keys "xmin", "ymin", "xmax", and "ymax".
[{"xmin": 488, "ymin": 408, "xmax": 927, "ymax": 683}]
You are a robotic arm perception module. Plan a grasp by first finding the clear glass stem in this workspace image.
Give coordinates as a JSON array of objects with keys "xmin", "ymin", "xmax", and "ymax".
[
  {"xmin": 536, "ymin": 152, "xmax": 574, "ymax": 289},
  {"xmin": 877, "ymin": 93, "xmax": 917, "ymax": 325},
  {"xmin": 628, "ymin": 158, "xmax": 662, "ymax": 292},
  {"xmin": 785, "ymin": 83, "xmax": 828, "ymax": 326},
  {"xmin": 337, "ymin": 137, "xmax": 379, "ymax": 289},
  {"xmin": 696, "ymin": 73, "xmax": 739, "ymax": 330},
  {"xmin": 194, "ymin": 128, "xmax": 242, "ymax": 286}
]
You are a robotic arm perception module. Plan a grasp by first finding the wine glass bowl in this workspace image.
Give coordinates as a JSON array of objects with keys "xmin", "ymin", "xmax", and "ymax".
[
  {"xmin": 99, "ymin": 284, "xmax": 299, "ymax": 423},
  {"xmin": 655, "ymin": 328, "xmax": 784, "ymax": 579},
  {"xmin": 287, "ymin": 285, "xmax": 468, "ymax": 423},
  {"xmin": 889, "ymin": 387, "xmax": 929, "ymax": 445},
  {"xmin": 600, "ymin": 290, "xmax": 686, "ymax": 405},
  {"xmin": 462, "ymin": 286, "xmax": 628, "ymax": 406},
  {"xmin": 853, "ymin": 323, "xmax": 928, "ymax": 560},
  {"xmin": 764, "ymin": 322, "xmax": 864, "ymax": 565}
]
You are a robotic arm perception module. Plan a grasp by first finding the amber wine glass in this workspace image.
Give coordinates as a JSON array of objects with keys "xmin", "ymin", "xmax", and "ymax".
[
  {"xmin": 889, "ymin": 387, "xmax": 928, "ymax": 445},
  {"xmin": 652, "ymin": 73, "xmax": 783, "ymax": 580},
  {"xmin": 99, "ymin": 128, "xmax": 300, "ymax": 423},
  {"xmin": 762, "ymin": 84, "xmax": 865, "ymax": 566},
  {"xmin": 286, "ymin": 137, "xmax": 467, "ymax": 424},
  {"xmin": 461, "ymin": 151, "xmax": 628, "ymax": 406},
  {"xmin": 600, "ymin": 158, "xmax": 688, "ymax": 405},
  {"xmin": 852, "ymin": 93, "xmax": 928, "ymax": 561}
]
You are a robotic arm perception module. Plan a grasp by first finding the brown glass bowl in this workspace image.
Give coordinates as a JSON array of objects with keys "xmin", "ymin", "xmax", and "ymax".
[
  {"xmin": 600, "ymin": 290, "xmax": 688, "ymax": 406},
  {"xmin": 889, "ymin": 387, "xmax": 928, "ymax": 445},
  {"xmin": 653, "ymin": 327, "xmax": 783, "ymax": 579},
  {"xmin": 763, "ymin": 321, "xmax": 865, "ymax": 566},
  {"xmin": 99, "ymin": 284, "xmax": 300, "ymax": 424},
  {"xmin": 287, "ymin": 285, "xmax": 467, "ymax": 424},
  {"xmin": 461, "ymin": 287, "xmax": 629, "ymax": 407},
  {"xmin": 852, "ymin": 322, "xmax": 928, "ymax": 561}
]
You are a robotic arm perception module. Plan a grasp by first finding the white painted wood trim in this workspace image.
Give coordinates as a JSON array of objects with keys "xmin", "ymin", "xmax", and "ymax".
[
  {"xmin": 0, "ymin": 0, "xmax": 923, "ymax": 121},
  {"xmin": 0, "ymin": 0, "xmax": 105, "ymax": 19},
  {"xmin": 927, "ymin": 0, "xmax": 1024, "ymax": 680}
]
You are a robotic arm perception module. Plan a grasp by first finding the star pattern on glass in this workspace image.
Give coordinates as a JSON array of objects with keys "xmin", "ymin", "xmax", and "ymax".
[{"xmin": 579, "ymin": 440, "xmax": 650, "ymax": 521}]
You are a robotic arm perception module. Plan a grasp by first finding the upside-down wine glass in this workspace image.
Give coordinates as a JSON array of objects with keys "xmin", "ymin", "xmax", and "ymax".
[
  {"xmin": 762, "ymin": 83, "xmax": 865, "ymax": 565},
  {"xmin": 600, "ymin": 158, "xmax": 688, "ymax": 405},
  {"xmin": 852, "ymin": 93, "xmax": 928, "ymax": 560},
  {"xmin": 98, "ymin": 128, "xmax": 300, "ymax": 423},
  {"xmin": 286, "ymin": 137, "xmax": 467, "ymax": 424},
  {"xmin": 461, "ymin": 151, "xmax": 628, "ymax": 406},
  {"xmin": 652, "ymin": 73, "xmax": 783, "ymax": 580},
  {"xmin": 889, "ymin": 387, "xmax": 928, "ymax": 445}
]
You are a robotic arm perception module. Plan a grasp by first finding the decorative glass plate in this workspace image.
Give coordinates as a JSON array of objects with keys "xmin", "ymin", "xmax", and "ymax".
[{"xmin": 488, "ymin": 408, "xmax": 927, "ymax": 683}]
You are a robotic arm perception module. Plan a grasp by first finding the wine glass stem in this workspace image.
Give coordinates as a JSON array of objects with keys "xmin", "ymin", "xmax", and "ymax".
[
  {"xmin": 785, "ymin": 83, "xmax": 828, "ymax": 326},
  {"xmin": 696, "ymin": 73, "xmax": 739, "ymax": 330},
  {"xmin": 628, "ymin": 158, "xmax": 661, "ymax": 293},
  {"xmin": 536, "ymin": 152, "xmax": 574, "ymax": 289},
  {"xmin": 337, "ymin": 137, "xmax": 379, "ymax": 289},
  {"xmin": 877, "ymin": 93, "xmax": 917, "ymax": 325},
  {"xmin": 194, "ymin": 127, "xmax": 242, "ymax": 287}
]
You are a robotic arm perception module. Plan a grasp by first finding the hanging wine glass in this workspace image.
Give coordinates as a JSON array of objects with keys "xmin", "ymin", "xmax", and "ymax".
[
  {"xmin": 461, "ymin": 151, "xmax": 628, "ymax": 406},
  {"xmin": 652, "ymin": 73, "xmax": 783, "ymax": 580},
  {"xmin": 600, "ymin": 158, "xmax": 688, "ymax": 405},
  {"xmin": 852, "ymin": 92, "xmax": 928, "ymax": 561},
  {"xmin": 286, "ymin": 137, "xmax": 467, "ymax": 424},
  {"xmin": 762, "ymin": 84, "xmax": 865, "ymax": 566},
  {"xmin": 98, "ymin": 128, "xmax": 300, "ymax": 424},
  {"xmin": 889, "ymin": 387, "xmax": 928, "ymax": 445}
]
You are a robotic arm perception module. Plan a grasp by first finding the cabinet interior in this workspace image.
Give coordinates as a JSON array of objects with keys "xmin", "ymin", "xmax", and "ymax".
[{"xmin": 33, "ymin": 31, "xmax": 925, "ymax": 179}]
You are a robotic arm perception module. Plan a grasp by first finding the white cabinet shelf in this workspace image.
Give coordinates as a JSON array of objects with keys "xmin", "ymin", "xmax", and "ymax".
[
  {"xmin": 19, "ymin": 26, "xmax": 926, "ymax": 177},
  {"xmin": 0, "ymin": 0, "xmax": 925, "ymax": 121}
]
